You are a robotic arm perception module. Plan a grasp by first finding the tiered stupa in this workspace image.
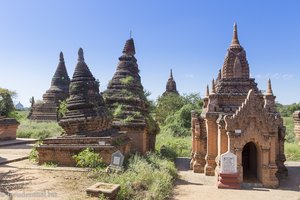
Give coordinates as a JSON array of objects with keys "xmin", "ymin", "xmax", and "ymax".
[
  {"xmin": 103, "ymin": 38, "xmax": 159, "ymax": 153},
  {"xmin": 191, "ymin": 23, "xmax": 287, "ymax": 188},
  {"xmin": 37, "ymin": 48, "xmax": 131, "ymax": 166},
  {"xmin": 58, "ymin": 48, "xmax": 111, "ymax": 136},
  {"xmin": 163, "ymin": 69, "xmax": 179, "ymax": 96},
  {"xmin": 293, "ymin": 111, "xmax": 300, "ymax": 145},
  {"xmin": 29, "ymin": 52, "xmax": 70, "ymax": 121}
]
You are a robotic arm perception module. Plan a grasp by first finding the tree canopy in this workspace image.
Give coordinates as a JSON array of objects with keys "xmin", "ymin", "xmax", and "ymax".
[{"xmin": 0, "ymin": 88, "xmax": 16, "ymax": 116}]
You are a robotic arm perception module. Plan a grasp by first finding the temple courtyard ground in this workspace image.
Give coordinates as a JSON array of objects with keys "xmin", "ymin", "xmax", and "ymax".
[{"xmin": 0, "ymin": 140, "xmax": 299, "ymax": 200}]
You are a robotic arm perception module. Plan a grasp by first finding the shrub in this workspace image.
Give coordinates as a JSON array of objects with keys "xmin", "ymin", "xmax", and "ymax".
[
  {"xmin": 156, "ymin": 128, "xmax": 191, "ymax": 159},
  {"xmin": 91, "ymin": 153, "xmax": 177, "ymax": 200},
  {"xmin": 73, "ymin": 147, "xmax": 105, "ymax": 168},
  {"xmin": 0, "ymin": 88, "xmax": 16, "ymax": 116},
  {"xmin": 58, "ymin": 100, "xmax": 68, "ymax": 118},
  {"xmin": 29, "ymin": 141, "xmax": 41, "ymax": 163},
  {"xmin": 120, "ymin": 76, "xmax": 134, "ymax": 85}
]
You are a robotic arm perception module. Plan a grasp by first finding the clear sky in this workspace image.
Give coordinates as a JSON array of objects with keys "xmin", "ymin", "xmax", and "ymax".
[{"xmin": 0, "ymin": 0, "xmax": 300, "ymax": 107}]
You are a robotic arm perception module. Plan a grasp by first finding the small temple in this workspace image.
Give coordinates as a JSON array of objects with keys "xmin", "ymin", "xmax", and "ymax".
[
  {"xmin": 103, "ymin": 38, "xmax": 159, "ymax": 154},
  {"xmin": 29, "ymin": 52, "xmax": 70, "ymax": 121},
  {"xmin": 190, "ymin": 23, "xmax": 287, "ymax": 188},
  {"xmin": 163, "ymin": 69, "xmax": 179, "ymax": 96},
  {"xmin": 37, "ymin": 48, "xmax": 131, "ymax": 166}
]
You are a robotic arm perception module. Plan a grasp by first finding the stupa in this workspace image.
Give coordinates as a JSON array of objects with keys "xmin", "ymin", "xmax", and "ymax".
[
  {"xmin": 29, "ymin": 52, "xmax": 70, "ymax": 121},
  {"xmin": 191, "ymin": 23, "xmax": 287, "ymax": 188},
  {"xmin": 103, "ymin": 38, "xmax": 159, "ymax": 153},
  {"xmin": 163, "ymin": 69, "xmax": 179, "ymax": 96},
  {"xmin": 37, "ymin": 48, "xmax": 131, "ymax": 166}
]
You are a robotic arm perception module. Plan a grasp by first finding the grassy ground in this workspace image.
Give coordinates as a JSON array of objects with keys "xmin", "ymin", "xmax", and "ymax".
[
  {"xmin": 285, "ymin": 142, "xmax": 300, "ymax": 161},
  {"xmin": 15, "ymin": 111, "xmax": 63, "ymax": 139}
]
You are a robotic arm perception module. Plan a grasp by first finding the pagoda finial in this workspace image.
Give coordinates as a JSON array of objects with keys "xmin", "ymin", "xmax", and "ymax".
[
  {"xmin": 130, "ymin": 30, "xmax": 132, "ymax": 39},
  {"xmin": 231, "ymin": 22, "xmax": 240, "ymax": 46},
  {"xmin": 78, "ymin": 48, "xmax": 84, "ymax": 62},
  {"xmin": 218, "ymin": 69, "xmax": 221, "ymax": 80},
  {"xmin": 170, "ymin": 69, "xmax": 173, "ymax": 79},
  {"xmin": 211, "ymin": 79, "xmax": 216, "ymax": 94},
  {"xmin": 59, "ymin": 51, "xmax": 64, "ymax": 62},
  {"xmin": 206, "ymin": 84, "xmax": 209, "ymax": 97},
  {"xmin": 266, "ymin": 79, "xmax": 273, "ymax": 95},
  {"xmin": 122, "ymin": 38, "xmax": 136, "ymax": 56}
]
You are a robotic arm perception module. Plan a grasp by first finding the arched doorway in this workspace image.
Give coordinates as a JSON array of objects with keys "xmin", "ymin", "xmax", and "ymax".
[{"xmin": 242, "ymin": 142, "xmax": 257, "ymax": 182}]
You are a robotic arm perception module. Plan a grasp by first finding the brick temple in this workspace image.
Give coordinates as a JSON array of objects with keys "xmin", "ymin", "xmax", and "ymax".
[
  {"xmin": 103, "ymin": 38, "xmax": 159, "ymax": 154},
  {"xmin": 29, "ymin": 52, "xmax": 70, "ymax": 121},
  {"xmin": 190, "ymin": 23, "xmax": 287, "ymax": 188},
  {"xmin": 37, "ymin": 48, "xmax": 131, "ymax": 166},
  {"xmin": 163, "ymin": 69, "xmax": 179, "ymax": 96}
]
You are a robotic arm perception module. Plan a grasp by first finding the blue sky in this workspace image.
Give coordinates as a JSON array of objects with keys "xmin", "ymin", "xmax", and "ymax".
[{"xmin": 0, "ymin": 0, "xmax": 299, "ymax": 107}]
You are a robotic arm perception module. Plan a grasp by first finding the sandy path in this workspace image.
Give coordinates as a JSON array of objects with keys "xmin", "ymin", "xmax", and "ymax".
[{"xmin": 170, "ymin": 158, "xmax": 300, "ymax": 200}]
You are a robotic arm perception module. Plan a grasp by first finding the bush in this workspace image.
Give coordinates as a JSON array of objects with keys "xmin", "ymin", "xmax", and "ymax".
[
  {"xmin": 29, "ymin": 141, "xmax": 41, "ymax": 163},
  {"xmin": 91, "ymin": 153, "xmax": 177, "ymax": 200},
  {"xmin": 0, "ymin": 88, "xmax": 16, "ymax": 116},
  {"xmin": 156, "ymin": 129, "xmax": 191, "ymax": 160},
  {"xmin": 73, "ymin": 147, "xmax": 105, "ymax": 168}
]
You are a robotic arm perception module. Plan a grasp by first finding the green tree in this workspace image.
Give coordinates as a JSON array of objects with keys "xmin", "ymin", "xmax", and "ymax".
[
  {"xmin": 155, "ymin": 93, "xmax": 184, "ymax": 125},
  {"xmin": 0, "ymin": 88, "xmax": 16, "ymax": 116}
]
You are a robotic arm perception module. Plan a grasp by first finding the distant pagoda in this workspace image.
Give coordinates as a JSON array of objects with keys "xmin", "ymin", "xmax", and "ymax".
[
  {"xmin": 38, "ymin": 48, "xmax": 131, "ymax": 166},
  {"xmin": 29, "ymin": 52, "xmax": 70, "ymax": 121},
  {"xmin": 103, "ymin": 38, "xmax": 159, "ymax": 153},
  {"xmin": 58, "ymin": 48, "xmax": 111, "ymax": 136},
  {"xmin": 163, "ymin": 69, "xmax": 179, "ymax": 95}
]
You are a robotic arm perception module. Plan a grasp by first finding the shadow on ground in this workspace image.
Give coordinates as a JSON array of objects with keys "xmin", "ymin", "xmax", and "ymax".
[
  {"xmin": 175, "ymin": 157, "xmax": 190, "ymax": 171},
  {"xmin": 278, "ymin": 164, "xmax": 300, "ymax": 192},
  {"xmin": 0, "ymin": 170, "xmax": 36, "ymax": 197}
]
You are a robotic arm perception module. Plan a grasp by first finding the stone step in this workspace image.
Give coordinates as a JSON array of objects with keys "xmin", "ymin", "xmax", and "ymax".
[{"xmin": 0, "ymin": 138, "xmax": 37, "ymax": 147}]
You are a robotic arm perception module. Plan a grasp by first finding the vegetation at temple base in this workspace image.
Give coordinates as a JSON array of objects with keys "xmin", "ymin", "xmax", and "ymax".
[
  {"xmin": 0, "ymin": 88, "xmax": 16, "ymax": 116},
  {"xmin": 90, "ymin": 153, "xmax": 176, "ymax": 200},
  {"xmin": 73, "ymin": 147, "xmax": 105, "ymax": 168},
  {"xmin": 57, "ymin": 100, "xmax": 68, "ymax": 118},
  {"xmin": 16, "ymin": 111, "xmax": 63, "ymax": 139}
]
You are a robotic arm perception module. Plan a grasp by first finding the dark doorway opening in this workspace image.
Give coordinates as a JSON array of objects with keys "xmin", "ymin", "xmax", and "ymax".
[{"xmin": 242, "ymin": 142, "xmax": 258, "ymax": 182}]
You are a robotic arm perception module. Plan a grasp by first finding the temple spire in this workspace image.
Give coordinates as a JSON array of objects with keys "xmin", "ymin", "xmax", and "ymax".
[
  {"xmin": 170, "ymin": 69, "xmax": 173, "ymax": 79},
  {"xmin": 59, "ymin": 51, "xmax": 64, "ymax": 62},
  {"xmin": 122, "ymin": 38, "xmax": 136, "ymax": 56},
  {"xmin": 78, "ymin": 48, "xmax": 84, "ymax": 62},
  {"xmin": 266, "ymin": 79, "xmax": 273, "ymax": 95},
  {"xmin": 231, "ymin": 22, "xmax": 240, "ymax": 46},
  {"xmin": 211, "ymin": 79, "xmax": 216, "ymax": 94},
  {"xmin": 206, "ymin": 84, "xmax": 209, "ymax": 97}
]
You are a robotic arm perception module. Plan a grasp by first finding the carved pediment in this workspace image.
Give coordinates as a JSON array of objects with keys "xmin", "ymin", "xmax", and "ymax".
[{"xmin": 224, "ymin": 89, "xmax": 280, "ymax": 134}]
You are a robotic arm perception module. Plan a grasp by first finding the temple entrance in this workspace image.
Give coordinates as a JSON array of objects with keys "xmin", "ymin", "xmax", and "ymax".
[{"xmin": 242, "ymin": 142, "xmax": 258, "ymax": 182}]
